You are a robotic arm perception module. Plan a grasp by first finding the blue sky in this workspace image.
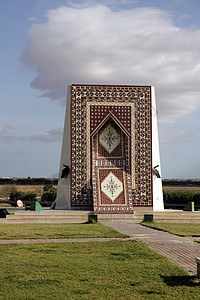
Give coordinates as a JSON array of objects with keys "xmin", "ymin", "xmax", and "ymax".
[{"xmin": 0, "ymin": 0, "xmax": 200, "ymax": 179}]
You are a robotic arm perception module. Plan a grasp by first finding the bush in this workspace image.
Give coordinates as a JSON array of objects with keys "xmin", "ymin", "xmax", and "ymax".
[
  {"xmin": 41, "ymin": 192, "xmax": 57, "ymax": 202},
  {"xmin": 41, "ymin": 185, "xmax": 57, "ymax": 203},
  {"xmin": 163, "ymin": 191, "xmax": 200, "ymax": 204},
  {"xmin": 9, "ymin": 191, "xmax": 37, "ymax": 206},
  {"xmin": 23, "ymin": 193, "xmax": 37, "ymax": 202},
  {"xmin": 43, "ymin": 184, "xmax": 57, "ymax": 193},
  {"xmin": 10, "ymin": 191, "xmax": 26, "ymax": 202}
]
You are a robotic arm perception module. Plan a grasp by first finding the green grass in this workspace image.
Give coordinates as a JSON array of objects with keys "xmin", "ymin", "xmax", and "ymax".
[
  {"xmin": 7, "ymin": 210, "xmax": 15, "ymax": 214},
  {"xmin": 142, "ymin": 221, "xmax": 200, "ymax": 237},
  {"xmin": 0, "ymin": 241, "xmax": 199, "ymax": 299},
  {"xmin": 0, "ymin": 223, "xmax": 129, "ymax": 239}
]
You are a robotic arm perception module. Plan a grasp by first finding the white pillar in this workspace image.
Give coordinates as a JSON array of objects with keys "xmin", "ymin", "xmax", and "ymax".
[
  {"xmin": 151, "ymin": 86, "xmax": 164, "ymax": 210},
  {"xmin": 52, "ymin": 86, "xmax": 71, "ymax": 209}
]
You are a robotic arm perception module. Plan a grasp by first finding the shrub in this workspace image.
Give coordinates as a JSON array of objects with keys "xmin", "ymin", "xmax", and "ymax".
[
  {"xmin": 9, "ymin": 191, "xmax": 37, "ymax": 206},
  {"xmin": 41, "ymin": 191, "xmax": 57, "ymax": 202},
  {"xmin": 163, "ymin": 191, "xmax": 200, "ymax": 204},
  {"xmin": 10, "ymin": 191, "xmax": 26, "ymax": 202},
  {"xmin": 43, "ymin": 184, "xmax": 57, "ymax": 193},
  {"xmin": 23, "ymin": 193, "xmax": 37, "ymax": 202}
]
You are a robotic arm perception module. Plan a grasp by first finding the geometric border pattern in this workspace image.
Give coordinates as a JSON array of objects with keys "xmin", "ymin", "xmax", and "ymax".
[
  {"xmin": 70, "ymin": 85, "xmax": 152, "ymax": 210},
  {"xmin": 86, "ymin": 102, "xmax": 135, "ymax": 188},
  {"xmin": 92, "ymin": 129, "xmax": 133, "ymax": 214}
]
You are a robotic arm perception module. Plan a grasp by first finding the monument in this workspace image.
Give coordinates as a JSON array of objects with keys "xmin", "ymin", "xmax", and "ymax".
[{"xmin": 52, "ymin": 84, "xmax": 164, "ymax": 213}]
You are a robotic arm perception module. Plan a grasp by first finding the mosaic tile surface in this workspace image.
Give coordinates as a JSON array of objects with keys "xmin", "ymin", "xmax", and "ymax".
[
  {"xmin": 101, "ymin": 171, "xmax": 124, "ymax": 202},
  {"xmin": 70, "ymin": 85, "xmax": 152, "ymax": 212},
  {"xmin": 99, "ymin": 123, "xmax": 120, "ymax": 154}
]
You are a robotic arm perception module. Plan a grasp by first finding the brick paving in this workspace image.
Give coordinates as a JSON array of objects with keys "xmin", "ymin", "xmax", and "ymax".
[
  {"xmin": 102, "ymin": 221, "xmax": 200, "ymax": 275},
  {"xmin": 0, "ymin": 237, "xmax": 133, "ymax": 244}
]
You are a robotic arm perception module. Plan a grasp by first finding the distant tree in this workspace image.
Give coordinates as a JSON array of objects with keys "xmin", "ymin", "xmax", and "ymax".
[
  {"xmin": 41, "ymin": 184, "xmax": 57, "ymax": 204},
  {"xmin": 43, "ymin": 184, "xmax": 57, "ymax": 193}
]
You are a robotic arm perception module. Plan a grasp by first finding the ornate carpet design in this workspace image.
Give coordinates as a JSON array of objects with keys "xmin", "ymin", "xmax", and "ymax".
[
  {"xmin": 100, "ymin": 169, "xmax": 124, "ymax": 203},
  {"xmin": 98, "ymin": 120, "xmax": 123, "ymax": 158},
  {"xmin": 99, "ymin": 123, "xmax": 120, "ymax": 154},
  {"xmin": 70, "ymin": 85, "xmax": 152, "ymax": 212}
]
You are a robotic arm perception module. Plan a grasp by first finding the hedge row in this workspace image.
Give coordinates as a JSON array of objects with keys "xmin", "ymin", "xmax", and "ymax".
[
  {"xmin": 0, "ymin": 178, "xmax": 58, "ymax": 185},
  {"xmin": 10, "ymin": 192, "xmax": 37, "ymax": 203},
  {"xmin": 9, "ymin": 185, "xmax": 57, "ymax": 206},
  {"xmin": 163, "ymin": 191, "xmax": 200, "ymax": 204},
  {"xmin": 163, "ymin": 180, "xmax": 200, "ymax": 186}
]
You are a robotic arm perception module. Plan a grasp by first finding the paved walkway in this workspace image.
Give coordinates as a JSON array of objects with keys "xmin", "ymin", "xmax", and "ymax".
[
  {"xmin": 0, "ymin": 237, "xmax": 134, "ymax": 244},
  {"xmin": 102, "ymin": 221, "xmax": 200, "ymax": 275}
]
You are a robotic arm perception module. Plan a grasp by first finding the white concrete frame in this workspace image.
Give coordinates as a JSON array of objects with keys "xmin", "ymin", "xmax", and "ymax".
[{"xmin": 152, "ymin": 86, "xmax": 164, "ymax": 210}]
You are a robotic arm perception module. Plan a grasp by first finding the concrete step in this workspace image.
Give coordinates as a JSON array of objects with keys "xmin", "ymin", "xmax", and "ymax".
[
  {"xmin": 0, "ymin": 218, "xmax": 89, "ymax": 224},
  {"xmin": 14, "ymin": 210, "xmax": 93, "ymax": 216},
  {"xmin": 2, "ymin": 209, "xmax": 200, "ymax": 224},
  {"xmin": 97, "ymin": 214, "xmax": 135, "ymax": 222},
  {"xmin": 0, "ymin": 210, "xmax": 93, "ymax": 224},
  {"xmin": 134, "ymin": 211, "xmax": 200, "ymax": 223}
]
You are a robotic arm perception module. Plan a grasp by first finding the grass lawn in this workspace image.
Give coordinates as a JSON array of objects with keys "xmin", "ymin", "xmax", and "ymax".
[
  {"xmin": 142, "ymin": 222, "xmax": 200, "ymax": 237},
  {"xmin": 0, "ymin": 223, "xmax": 129, "ymax": 240},
  {"xmin": 0, "ymin": 241, "xmax": 200, "ymax": 300}
]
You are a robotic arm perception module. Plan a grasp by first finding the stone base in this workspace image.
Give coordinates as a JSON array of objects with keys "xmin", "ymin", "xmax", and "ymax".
[{"xmin": 195, "ymin": 257, "xmax": 200, "ymax": 277}]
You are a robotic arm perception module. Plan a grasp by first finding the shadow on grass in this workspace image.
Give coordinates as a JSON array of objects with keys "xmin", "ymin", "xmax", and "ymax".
[
  {"xmin": 161, "ymin": 275, "xmax": 200, "ymax": 287},
  {"xmin": 141, "ymin": 222, "xmax": 200, "ymax": 237},
  {"xmin": 141, "ymin": 222, "xmax": 185, "ymax": 236}
]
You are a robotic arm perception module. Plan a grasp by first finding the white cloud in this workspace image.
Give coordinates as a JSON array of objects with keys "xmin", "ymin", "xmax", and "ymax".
[
  {"xmin": 0, "ymin": 125, "xmax": 63, "ymax": 144},
  {"xmin": 21, "ymin": 4, "xmax": 200, "ymax": 124},
  {"xmin": 20, "ymin": 128, "xmax": 63, "ymax": 143},
  {"xmin": 159, "ymin": 127, "xmax": 189, "ymax": 143},
  {"xmin": 0, "ymin": 124, "xmax": 9, "ymax": 134}
]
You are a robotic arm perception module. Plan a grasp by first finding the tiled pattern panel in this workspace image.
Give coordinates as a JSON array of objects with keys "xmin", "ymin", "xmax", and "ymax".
[
  {"xmin": 99, "ymin": 123, "xmax": 121, "ymax": 155},
  {"xmin": 70, "ymin": 85, "xmax": 152, "ymax": 209},
  {"xmin": 90, "ymin": 105, "xmax": 131, "ymax": 135},
  {"xmin": 92, "ymin": 131, "xmax": 133, "ymax": 214},
  {"xmin": 100, "ymin": 169, "xmax": 125, "ymax": 204},
  {"xmin": 98, "ymin": 120, "xmax": 123, "ymax": 158},
  {"xmin": 87, "ymin": 102, "xmax": 135, "ymax": 189}
]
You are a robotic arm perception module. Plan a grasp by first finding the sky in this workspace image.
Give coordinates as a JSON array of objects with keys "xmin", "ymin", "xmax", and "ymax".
[{"xmin": 0, "ymin": 0, "xmax": 200, "ymax": 179}]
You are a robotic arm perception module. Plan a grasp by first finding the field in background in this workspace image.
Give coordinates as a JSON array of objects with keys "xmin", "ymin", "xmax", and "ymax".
[
  {"xmin": 163, "ymin": 186, "xmax": 200, "ymax": 192},
  {"xmin": 0, "ymin": 185, "xmax": 45, "ymax": 199},
  {"xmin": 0, "ymin": 184, "xmax": 200, "ymax": 199}
]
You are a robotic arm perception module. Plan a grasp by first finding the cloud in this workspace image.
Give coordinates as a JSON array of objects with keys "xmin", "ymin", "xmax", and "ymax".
[
  {"xmin": 21, "ymin": 4, "xmax": 200, "ymax": 124},
  {"xmin": 0, "ymin": 124, "xmax": 63, "ymax": 144},
  {"xmin": 0, "ymin": 124, "xmax": 10, "ymax": 134},
  {"xmin": 27, "ymin": 17, "xmax": 39, "ymax": 22},
  {"xmin": 159, "ymin": 127, "xmax": 189, "ymax": 143},
  {"xmin": 169, "ymin": 0, "xmax": 185, "ymax": 9},
  {"xmin": 20, "ymin": 128, "xmax": 63, "ymax": 143},
  {"xmin": 0, "ymin": 124, "xmax": 16, "ymax": 143}
]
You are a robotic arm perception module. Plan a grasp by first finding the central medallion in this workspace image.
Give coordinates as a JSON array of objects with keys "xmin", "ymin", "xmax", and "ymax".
[
  {"xmin": 101, "ymin": 171, "xmax": 123, "ymax": 202},
  {"xmin": 99, "ymin": 124, "xmax": 120, "ymax": 154}
]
